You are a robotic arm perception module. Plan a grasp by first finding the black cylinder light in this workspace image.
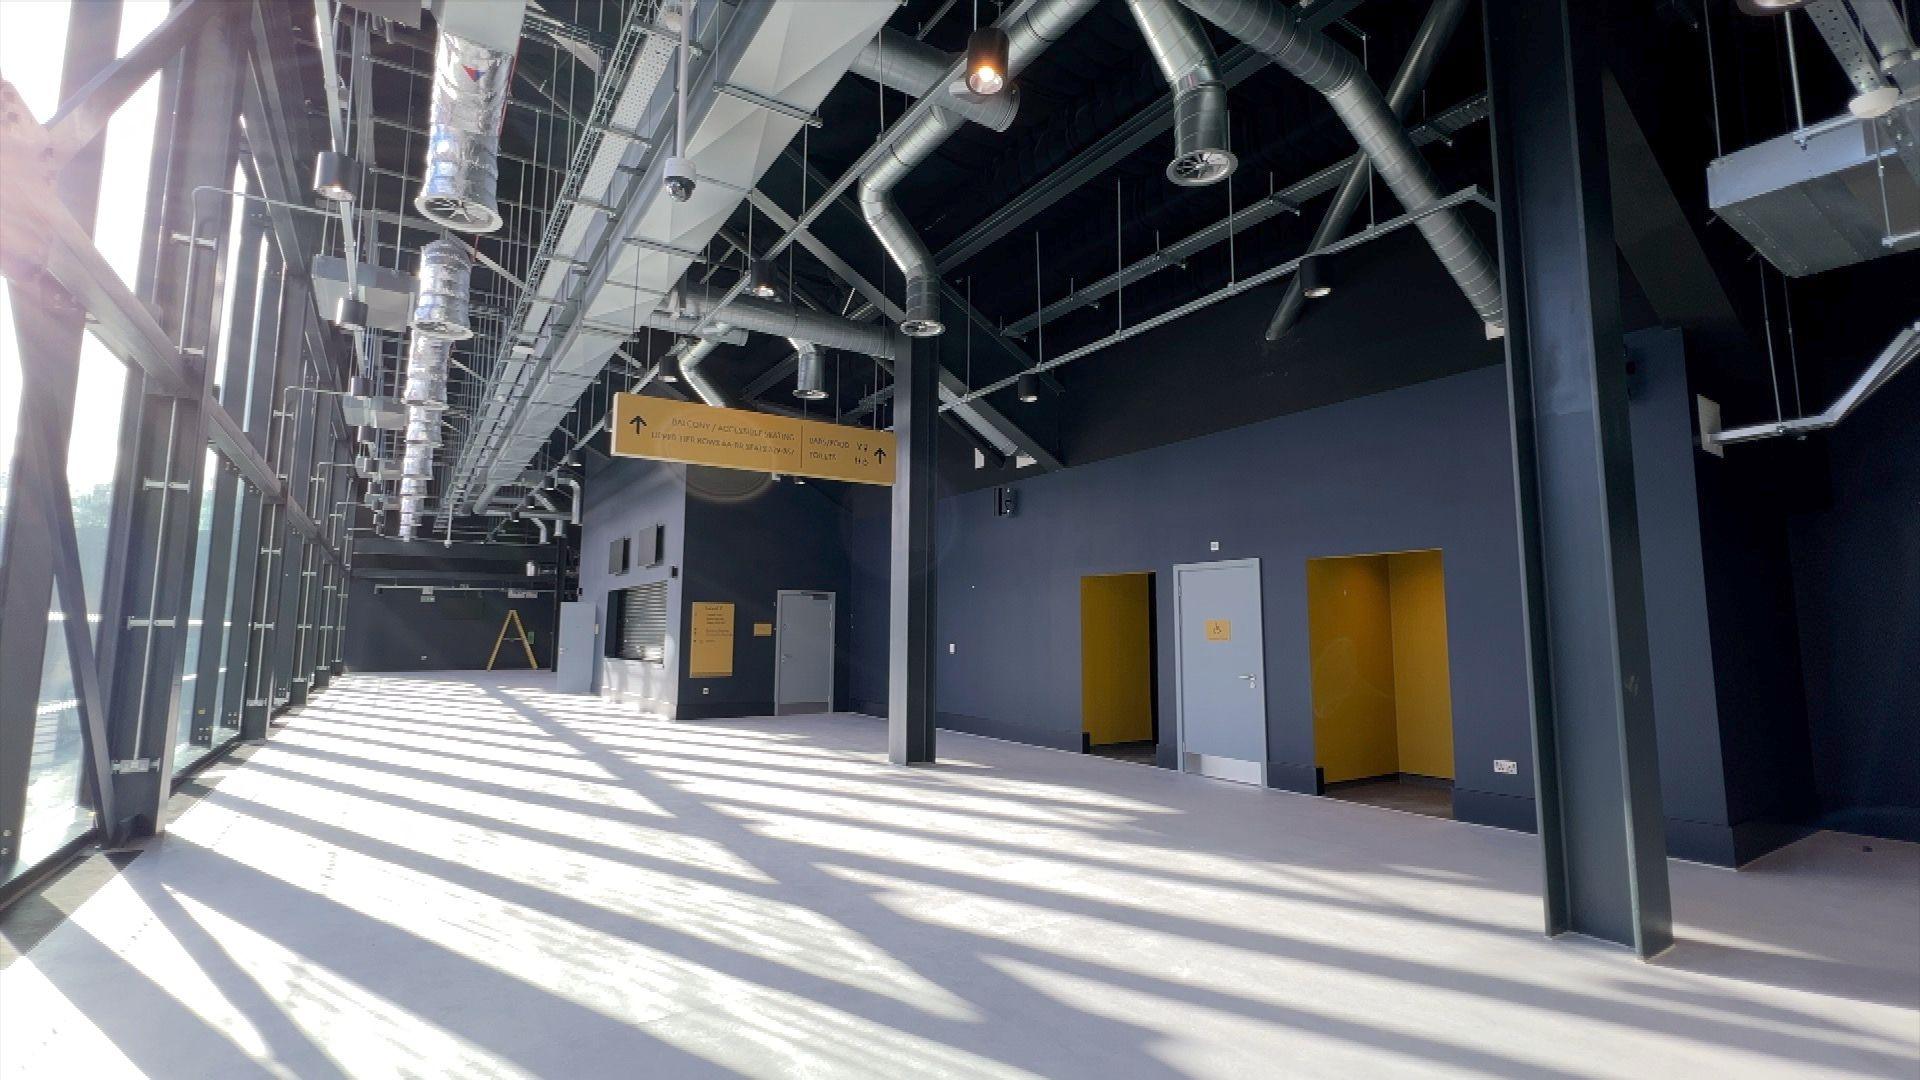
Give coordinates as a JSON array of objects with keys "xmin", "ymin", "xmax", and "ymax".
[
  {"xmin": 313, "ymin": 150, "xmax": 356, "ymax": 202},
  {"xmin": 1016, "ymin": 372, "xmax": 1039, "ymax": 404},
  {"xmin": 966, "ymin": 27, "xmax": 1010, "ymax": 96},
  {"xmin": 1299, "ymin": 256, "xmax": 1332, "ymax": 300},
  {"xmin": 746, "ymin": 257, "xmax": 780, "ymax": 300}
]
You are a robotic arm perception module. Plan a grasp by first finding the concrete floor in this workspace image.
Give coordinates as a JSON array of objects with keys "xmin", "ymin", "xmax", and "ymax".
[{"xmin": 2, "ymin": 672, "xmax": 1915, "ymax": 1079}]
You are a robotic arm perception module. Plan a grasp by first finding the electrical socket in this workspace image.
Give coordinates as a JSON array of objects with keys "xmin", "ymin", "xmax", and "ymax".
[{"xmin": 1493, "ymin": 758, "xmax": 1518, "ymax": 775}]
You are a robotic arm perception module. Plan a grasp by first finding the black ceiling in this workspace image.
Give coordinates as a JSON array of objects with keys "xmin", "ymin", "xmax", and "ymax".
[{"xmin": 300, "ymin": 0, "xmax": 1919, "ymax": 497}]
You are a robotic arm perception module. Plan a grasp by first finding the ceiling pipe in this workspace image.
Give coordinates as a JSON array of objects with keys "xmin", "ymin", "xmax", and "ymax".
[
  {"xmin": 679, "ymin": 332, "xmax": 733, "ymax": 408},
  {"xmin": 530, "ymin": 491, "xmax": 565, "ymax": 538},
  {"xmin": 791, "ymin": 339, "xmax": 828, "ymax": 399},
  {"xmin": 1175, "ymin": 0, "xmax": 1505, "ymax": 335},
  {"xmin": 849, "ymin": 29, "xmax": 1020, "ymax": 132},
  {"xmin": 859, "ymin": 0, "xmax": 1103, "ymax": 337},
  {"xmin": 1265, "ymin": 0, "xmax": 1467, "ymax": 341},
  {"xmin": 678, "ymin": 292, "xmax": 900, "ymax": 358},
  {"xmin": 533, "ymin": 517, "xmax": 549, "ymax": 543},
  {"xmin": 1126, "ymin": 0, "xmax": 1236, "ymax": 186},
  {"xmin": 562, "ymin": 477, "xmax": 583, "ymax": 526}
]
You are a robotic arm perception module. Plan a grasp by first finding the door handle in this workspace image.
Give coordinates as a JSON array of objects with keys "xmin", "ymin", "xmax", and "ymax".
[{"xmin": 1239, "ymin": 674, "xmax": 1257, "ymax": 687}]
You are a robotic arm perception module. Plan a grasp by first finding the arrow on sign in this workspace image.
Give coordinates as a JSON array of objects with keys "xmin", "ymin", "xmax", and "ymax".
[
  {"xmin": 628, "ymin": 414, "xmax": 647, "ymax": 432},
  {"xmin": 873, "ymin": 447, "xmax": 887, "ymax": 464}
]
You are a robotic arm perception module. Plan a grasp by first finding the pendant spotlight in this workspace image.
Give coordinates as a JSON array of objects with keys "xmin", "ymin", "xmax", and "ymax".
[
  {"xmin": 1299, "ymin": 256, "xmax": 1332, "ymax": 300},
  {"xmin": 312, "ymin": 151, "xmax": 356, "ymax": 202},
  {"xmin": 1733, "ymin": 0, "xmax": 1809, "ymax": 12},
  {"xmin": 965, "ymin": 27, "xmax": 1011, "ymax": 96},
  {"xmin": 658, "ymin": 351, "xmax": 681, "ymax": 384},
  {"xmin": 747, "ymin": 257, "xmax": 780, "ymax": 300},
  {"xmin": 1016, "ymin": 372, "xmax": 1040, "ymax": 404}
]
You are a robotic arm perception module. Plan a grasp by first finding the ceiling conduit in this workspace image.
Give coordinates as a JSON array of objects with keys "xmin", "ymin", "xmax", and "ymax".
[
  {"xmin": 678, "ymin": 291, "xmax": 900, "ymax": 358},
  {"xmin": 1174, "ymin": 0, "xmax": 1505, "ymax": 335},
  {"xmin": 860, "ymin": 0, "xmax": 1102, "ymax": 338},
  {"xmin": 849, "ymin": 29, "xmax": 1020, "ymax": 132},
  {"xmin": 1127, "ymin": 0, "xmax": 1236, "ymax": 186},
  {"xmin": 1265, "ymin": 0, "xmax": 1466, "ymax": 340}
]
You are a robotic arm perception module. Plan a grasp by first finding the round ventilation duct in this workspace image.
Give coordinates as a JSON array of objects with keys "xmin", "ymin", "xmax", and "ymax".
[
  {"xmin": 412, "ymin": 240, "xmax": 473, "ymax": 340},
  {"xmin": 403, "ymin": 334, "xmax": 451, "ymax": 409},
  {"xmin": 404, "ymin": 405, "xmax": 442, "ymax": 446},
  {"xmin": 415, "ymin": 32, "xmax": 509, "ymax": 233},
  {"xmin": 792, "ymin": 340, "xmax": 827, "ymax": 400},
  {"xmin": 402, "ymin": 440, "xmax": 435, "ymax": 480}
]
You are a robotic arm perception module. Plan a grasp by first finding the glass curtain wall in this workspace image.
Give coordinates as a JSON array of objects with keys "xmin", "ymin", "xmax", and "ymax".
[{"xmin": 2, "ymin": 0, "xmax": 351, "ymax": 890}]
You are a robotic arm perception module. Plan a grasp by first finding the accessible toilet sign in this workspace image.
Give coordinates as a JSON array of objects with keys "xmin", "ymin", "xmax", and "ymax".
[{"xmin": 610, "ymin": 393, "xmax": 895, "ymax": 485}]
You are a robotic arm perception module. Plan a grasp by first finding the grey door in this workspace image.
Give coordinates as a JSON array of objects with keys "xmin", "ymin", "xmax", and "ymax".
[
  {"xmin": 555, "ymin": 601, "xmax": 597, "ymax": 693},
  {"xmin": 1173, "ymin": 559, "xmax": 1268, "ymax": 785},
  {"xmin": 775, "ymin": 590, "xmax": 836, "ymax": 715}
]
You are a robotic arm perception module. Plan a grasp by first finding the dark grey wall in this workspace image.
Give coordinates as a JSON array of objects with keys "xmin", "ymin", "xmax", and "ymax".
[
  {"xmin": 343, "ymin": 578, "xmax": 553, "ymax": 672},
  {"xmin": 679, "ymin": 468, "xmax": 855, "ymax": 719},
  {"xmin": 857, "ymin": 365, "xmax": 1540, "ymax": 831},
  {"xmin": 578, "ymin": 455, "xmax": 686, "ymax": 713},
  {"xmin": 1788, "ymin": 364, "xmax": 1920, "ymax": 842}
]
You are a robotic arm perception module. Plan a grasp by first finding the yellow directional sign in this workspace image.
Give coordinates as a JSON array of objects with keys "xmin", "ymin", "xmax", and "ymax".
[{"xmin": 609, "ymin": 393, "xmax": 895, "ymax": 486}]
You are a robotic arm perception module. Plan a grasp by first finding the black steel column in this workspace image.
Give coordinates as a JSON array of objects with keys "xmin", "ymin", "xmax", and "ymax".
[
  {"xmin": 1485, "ymin": 0, "xmax": 1672, "ymax": 956},
  {"xmin": 887, "ymin": 334, "xmax": 937, "ymax": 765},
  {"xmin": 106, "ymin": 8, "xmax": 245, "ymax": 834}
]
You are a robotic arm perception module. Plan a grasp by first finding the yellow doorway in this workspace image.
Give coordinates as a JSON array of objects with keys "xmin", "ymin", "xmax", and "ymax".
[
  {"xmin": 1305, "ymin": 550, "xmax": 1455, "ymax": 816},
  {"xmin": 1081, "ymin": 573, "xmax": 1157, "ymax": 758}
]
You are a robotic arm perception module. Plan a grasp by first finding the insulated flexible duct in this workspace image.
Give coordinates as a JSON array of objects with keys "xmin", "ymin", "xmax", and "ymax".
[
  {"xmin": 401, "ymin": 440, "xmax": 434, "ymax": 480},
  {"xmin": 859, "ymin": 0, "xmax": 1102, "ymax": 337},
  {"xmin": 1127, "ymin": 0, "xmax": 1235, "ymax": 186},
  {"xmin": 416, "ymin": 31, "xmax": 511, "ymax": 233},
  {"xmin": 849, "ymin": 29, "xmax": 1020, "ymax": 132},
  {"xmin": 412, "ymin": 240, "xmax": 474, "ymax": 341},
  {"xmin": 404, "ymin": 405, "xmax": 442, "ymax": 446},
  {"xmin": 403, "ymin": 334, "xmax": 451, "ymax": 409},
  {"xmin": 1175, "ymin": 0, "xmax": 1504, "ymax": 332}
]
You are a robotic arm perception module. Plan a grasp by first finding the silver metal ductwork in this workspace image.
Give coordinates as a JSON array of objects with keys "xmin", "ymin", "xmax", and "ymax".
[
  {"xmin": 792, "ymin": 338, "xmax": 827, "ymax": 400},
  {"xmin": 680, "ymin": 292, "xmax": 899, "ymax": 358},
  {"xmin": 860, "ymin": 0, "xmax": 1102, "ymax": 337},
  {"xmin": 404, "ymin": 405, "xmax": 442, "ymax": 447},
  {"xmin": 679, "ymin": 333, "xmax": 733, "ymax": 408},
  {"xmin": 1709, "ymin": 98, "xmax": 1920, "ymax": 276},
  {"xmin": 1174, "ymin": 0, "xmax": 1504, "ymax": 332},
  {"xmin": 1127, "ymin": 0, "xmax": 1235, "ymax": 186},
  {"xmin": 850, "ymin": 29, "xmax": 1020, "ymax": 132},
  {"xmin": 402, "ymin": 440, "xmax": 434, "ymax": 480},
  {"xmin": 412, "ymin": 240, "xmax": 474, "ymax": 340},
  {"xmin": 416, "ymin": 31, "xmax": 512, "ymax": 233},
  {"xmin": 403, "ymin": 334, "xmax": 451, "ymax": 409},
  {"xmin": 1267, "ymin": 0, "xmax": 1467, "ymax": 340}
]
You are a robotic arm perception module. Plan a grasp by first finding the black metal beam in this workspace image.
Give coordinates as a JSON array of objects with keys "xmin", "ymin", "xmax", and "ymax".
[
  {"xmin": 41, "ymin": 0, "xmax": 220, "ymax": 167},
  {"xmin": 0, "ymin": 0, "xmax": 122, "ymax": 879},
  {"xmin": 1485, "ymin": 0, "xmax": 1672, "ymax": 957},
  {"xmin": 888, "ymin": 335, "xmax": 937, "ymax": 765},
  {"xmin": 105, "ymin": 5, "xmax": 249, "ymax": 835}
]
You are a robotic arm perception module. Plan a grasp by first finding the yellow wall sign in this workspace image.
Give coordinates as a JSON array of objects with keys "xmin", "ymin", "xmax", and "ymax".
[
  {"xmin": 1205, "ymin": 619, "xmax": 1232, "ymax": 642},
  {"xmin": 689, "ymin": 602, "xmax": 735, "ymax": 678},
  {"xmin": 610, "ymin": 393, "xmax": 895, "ymax": 485},
  {"xmin": 752, "ymin": 622, "xmax": 774, "ymax": 637}
]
